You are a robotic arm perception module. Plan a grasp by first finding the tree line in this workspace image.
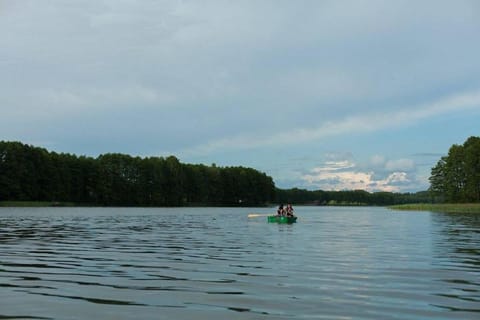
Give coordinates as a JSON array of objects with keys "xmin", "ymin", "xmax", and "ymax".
[
  {"xmin": 429, "ymin": 136, "xmax": 480, "ymax": 203},
  {"xmin": 0, "ymin": 141, "xmax": 275, "ymax": 206},
  {"xmin": 3, "ymin": 138, "xmax": 475, "ymax": 207},
  {"xmin": 275, "ymin": 188, "xmax": 434, "ymax": 206}
]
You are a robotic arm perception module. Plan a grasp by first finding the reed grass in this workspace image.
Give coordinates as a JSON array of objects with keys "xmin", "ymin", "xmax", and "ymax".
[{"xmin": 389, "ymin": 203, "xmax": 480, "ymax": 214}]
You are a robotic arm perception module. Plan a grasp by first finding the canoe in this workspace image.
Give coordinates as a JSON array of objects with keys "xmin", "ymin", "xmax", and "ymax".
[{"xmin": 267, "ymin": 215, "xmax": 297, "ymax": 224}]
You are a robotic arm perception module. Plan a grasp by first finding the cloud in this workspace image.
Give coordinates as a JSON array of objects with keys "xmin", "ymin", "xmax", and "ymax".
[
  {"xmin": 180, "ymin": 89, "xmax": 480, "ymax": 156},
  {"xmin": 302, "ymin": 169, "xmax": 413, "ymax": 192},
  {"xmin": 311, "ymin": 160, "xmax": 355, "ymax": 172},
  {"xmin": 303, "ymin": 169, "xmax": 375, "ymax": 191},
  {"xmin": 300, "ymin": 155, "xmax": 421, "ymax": 192}
]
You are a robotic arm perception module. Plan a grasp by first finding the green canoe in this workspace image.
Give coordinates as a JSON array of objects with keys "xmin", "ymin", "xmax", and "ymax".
[{"xmin": 267, "ymin": 215, "xmax": 297, "ymax": 224}]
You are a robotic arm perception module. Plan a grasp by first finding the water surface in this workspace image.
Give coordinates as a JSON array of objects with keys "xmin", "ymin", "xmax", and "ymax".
[{"xmin": 0, "ymin": 206, "xmax": 479, "ymax": 319}]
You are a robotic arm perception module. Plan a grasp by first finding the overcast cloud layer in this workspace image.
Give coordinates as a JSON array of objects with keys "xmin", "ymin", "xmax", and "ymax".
[{"xmin": 1, "ymin": 0, "xmax": 479, "ymax": 192}]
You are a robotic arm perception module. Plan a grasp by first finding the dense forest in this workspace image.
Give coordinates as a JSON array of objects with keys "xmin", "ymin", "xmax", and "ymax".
[
  {"xmin": 0, "ymin": 141, "xmax": 275, "ymax": 206},
  {"xmin": 429, "ymin": 136, "xmax": 480, "ymax": 203}
]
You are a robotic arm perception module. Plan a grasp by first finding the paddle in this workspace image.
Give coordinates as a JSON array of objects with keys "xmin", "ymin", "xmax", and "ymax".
[{"xmin": 247, "ymin": 213, "xmax": 270, "ymax": 218}]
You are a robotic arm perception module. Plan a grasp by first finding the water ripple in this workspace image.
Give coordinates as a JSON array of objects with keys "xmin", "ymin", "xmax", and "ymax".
[{"xmin": 0, "ymin": 207, "xmax": 479, "ymax": 319}]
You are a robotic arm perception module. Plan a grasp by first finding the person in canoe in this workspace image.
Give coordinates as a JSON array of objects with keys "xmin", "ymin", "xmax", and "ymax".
[
  {"xmin": 286, "ymin": 204, "xmax": 294, "ymax": 217},
  {"xmin": 277, "ymin": 204, "xmax": 285, "ymax": 216}
]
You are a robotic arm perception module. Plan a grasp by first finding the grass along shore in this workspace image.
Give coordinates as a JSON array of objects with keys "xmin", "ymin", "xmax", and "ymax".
[
  {"xmin": 389, "ymin": 203, "xmax": 480, "ymax": 214},
  {"xmin": 0, "ymin": 201, "xmax": 76, "ymax": 207}
]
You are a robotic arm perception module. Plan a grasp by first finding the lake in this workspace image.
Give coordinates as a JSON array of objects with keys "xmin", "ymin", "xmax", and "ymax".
[{"xmin": 0, "ymin": 206, "xmax": 479, "ymax": 319}]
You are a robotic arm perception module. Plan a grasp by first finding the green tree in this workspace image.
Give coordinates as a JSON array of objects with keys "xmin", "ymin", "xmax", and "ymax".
[
  {"xmin": 428, "ymin": 136, "xmax": 480, "ymax": 203},
  {"xmin": 429, "ymin": 157, "xmax": 446, "ymax": 199},
  {"xmin": 0, "ymin": 141, "xmax": 278, "ymax": 207},
  {"xmin": 464, "ymin": 136, "xmax": 480, "ymax": 202}
]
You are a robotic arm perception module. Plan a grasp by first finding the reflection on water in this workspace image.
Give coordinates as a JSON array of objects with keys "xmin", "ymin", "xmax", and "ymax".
[
  {"xmin": 430, "ymin": 212, "xmax": 480, "ymax": 314},
  {"xmin": 432, "ymin": 212, "xmax": 480, "ymax": 267},
  {"xmin": 0, "ymin": 207, "xmax": 479, "ymax": 319}
]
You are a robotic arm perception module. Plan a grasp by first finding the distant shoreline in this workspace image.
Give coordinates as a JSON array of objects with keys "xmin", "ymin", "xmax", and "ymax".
[
  {"xmin": 3, "ymin": 201, "xmax": 480, "ymax": 213},
  {"xmin": 0, "ymin": 201, "xmax": 77, "ymax": 207},
  {"xmin": 389, "ymin": 203, "xmax": 480, "ymax": 214}
]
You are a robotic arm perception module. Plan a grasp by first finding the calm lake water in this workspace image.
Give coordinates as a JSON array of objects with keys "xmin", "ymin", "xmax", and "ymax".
[{"xmin": 0, "ymin": 206, "xmax": 479, "ymax": 319}]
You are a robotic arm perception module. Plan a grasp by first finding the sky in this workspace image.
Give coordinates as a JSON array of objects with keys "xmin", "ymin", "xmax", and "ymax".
[{"xmin": 1, "ymin": 0, "xmax": 479, "ymax": 193}]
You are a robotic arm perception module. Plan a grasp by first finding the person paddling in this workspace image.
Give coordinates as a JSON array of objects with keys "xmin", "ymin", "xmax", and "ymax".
[
  {"xmin": 277, "ymin": 204, "xmax": 285, "ymax": 216},
  {"xmin": 286, "ymin": 204, "xmax": 294, "ymax": 217}
]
